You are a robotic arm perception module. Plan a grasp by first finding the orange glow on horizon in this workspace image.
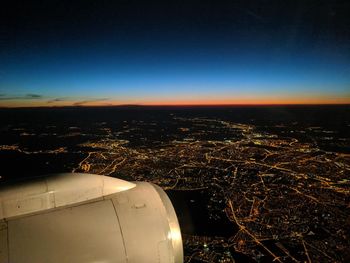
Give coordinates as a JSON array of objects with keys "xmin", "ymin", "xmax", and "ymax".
[
  {"xmin": 1, "ymin": 94, "xmax": 350, "ymax": 108},
  {"xmin": 138, "ymin": 98, "xmax": 350, "ymax": 106}
]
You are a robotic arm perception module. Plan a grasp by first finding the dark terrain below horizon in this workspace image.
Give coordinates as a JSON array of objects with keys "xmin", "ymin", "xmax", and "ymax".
[{"xmin": 0, "ymin": 105, "xmax": 349, "ymax": 262}]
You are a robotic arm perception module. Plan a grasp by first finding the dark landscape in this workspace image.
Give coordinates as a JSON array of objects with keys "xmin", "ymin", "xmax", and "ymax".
[{"xmin": 0, "ymin": 105, "xmax": 349, "ymax": 262}]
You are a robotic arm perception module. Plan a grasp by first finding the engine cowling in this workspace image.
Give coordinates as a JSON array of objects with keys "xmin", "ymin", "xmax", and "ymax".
[{"xmin": 0, "ymin": 173, "xmax": 183, "ymax": 263}]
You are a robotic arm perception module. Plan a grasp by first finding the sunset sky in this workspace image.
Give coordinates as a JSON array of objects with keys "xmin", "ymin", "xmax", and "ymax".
[{"xmin": 1, "ymin": 0, "xmax": 349, "ymax": 107}]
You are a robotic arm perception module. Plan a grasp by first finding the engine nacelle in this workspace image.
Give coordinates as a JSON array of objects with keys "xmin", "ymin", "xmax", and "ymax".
[{"xmin": 0, "ymin": 173, "xmax": 183, "ymax": 263}]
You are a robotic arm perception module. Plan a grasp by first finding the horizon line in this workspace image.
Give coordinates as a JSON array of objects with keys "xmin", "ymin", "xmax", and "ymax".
[{"xmin": 1, "ymin": 103, "xmax": 349, "ymax": 109}]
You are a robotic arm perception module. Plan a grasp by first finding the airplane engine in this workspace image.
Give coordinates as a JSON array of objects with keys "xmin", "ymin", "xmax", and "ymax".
[{"xmin": 0, "ymin": 173, "xmax": 183, "ymax": 263}]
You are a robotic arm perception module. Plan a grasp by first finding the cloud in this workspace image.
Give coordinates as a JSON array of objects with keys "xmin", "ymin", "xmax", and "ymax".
[
  {"xmin": 0, "ymin": 94, "xmax": 110, "ymax": 106},
  {"xmin": 47, "ymin": 97, "xmax": 110, "ymax": 106},
  {"xmin": 0, "ymin": 96, "xmax": 17, "ymax": 101},
  {"xmin": 26, "ymin": 93, "xmax": 42, "ymax": 98},
  {"xmin": 47, "ymin": 97, "xmax": 69, "ymax": 103},
  {"xmin": 0, "ymin": 93, "xmax": 43, "ymax": 100},
  {"xmin": 73, "ymin": 98, "xmax": 109, "ymax": 106}
]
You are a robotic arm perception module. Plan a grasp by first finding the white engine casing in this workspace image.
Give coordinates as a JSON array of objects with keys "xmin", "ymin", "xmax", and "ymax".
[{"xmin": 0, "ymin": 173, "xmax": 183, "ymax": 263}]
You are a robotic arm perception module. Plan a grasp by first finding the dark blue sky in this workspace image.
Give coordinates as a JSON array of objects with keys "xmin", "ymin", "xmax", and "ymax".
[{"xmin": 1, "ymin": 0, "xmax": 349, "ymax": 106}]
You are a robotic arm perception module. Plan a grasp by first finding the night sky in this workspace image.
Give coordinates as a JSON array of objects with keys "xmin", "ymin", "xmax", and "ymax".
[{"xmin": 1, "ymin": 0, "xmax": 350, "ymax": 106}]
